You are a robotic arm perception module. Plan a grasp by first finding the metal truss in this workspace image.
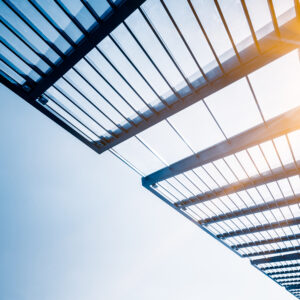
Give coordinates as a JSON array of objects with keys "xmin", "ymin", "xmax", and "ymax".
[
  {"xmin": 2, "ymin": 0, "xmax": 300, "ymax": 298},
  {"xmin": 1, "ymin": 0, "xmax": 300, "ymax": 154},
  {"xmin": 142, "ymin": 106, "xmax": 300, "ymax": 299}
]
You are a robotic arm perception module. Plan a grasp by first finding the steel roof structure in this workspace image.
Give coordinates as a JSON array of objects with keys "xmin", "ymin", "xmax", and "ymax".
[{"xmin": 1, "ymin": 0, "xmax": 300, "ymax": 298}]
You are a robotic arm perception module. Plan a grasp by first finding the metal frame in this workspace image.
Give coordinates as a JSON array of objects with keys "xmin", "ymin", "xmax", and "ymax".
[
  {"xmin": 1, "ymin": 0, "xmax": 300, "ymax": 154},
  {"xmin": 2, "ymin": 0, "xmax": 300, "ymax": 298},
  {"xmin": 142, "ymin": 106, "xmax": 300, "ymax": 299}
]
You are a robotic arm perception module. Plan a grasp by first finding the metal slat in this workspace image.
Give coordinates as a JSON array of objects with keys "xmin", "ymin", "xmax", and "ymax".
[
  {"xmin": 199, "ymin": 194, "xmax": 300, "ymax": 225},
  {"xmin": 216, "ymin": 217, "xmax": 300, "ymax": 239},
  {"xmin": 142, "ymin": 105, "xmax": 300, "ymax": 186},
  {"xmin": 251, "ymin": 253, "xmax": 300, "ymax": 265}
]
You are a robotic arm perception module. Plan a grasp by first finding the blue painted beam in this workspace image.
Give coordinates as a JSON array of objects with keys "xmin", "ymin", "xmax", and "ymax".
[
  {"xmin": 142, "ymin": 106, "xmax": 300, "ymax": 187},
  {"xmin": 217, "ymin": 217, "xmax": 300, "ymax": 239},
  {"xmin": 251, "ymin": 253, "xmax": 300, "ymax": 265}
]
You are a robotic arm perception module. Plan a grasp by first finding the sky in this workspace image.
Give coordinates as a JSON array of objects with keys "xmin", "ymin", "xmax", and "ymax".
[{"xmin": 0, "ymin": 84, "xmax": 297, "ymax": 300}]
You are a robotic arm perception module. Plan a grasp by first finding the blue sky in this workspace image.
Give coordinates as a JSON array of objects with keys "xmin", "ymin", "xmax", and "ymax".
[{"xmin": 0, "ymin": 84, "xmax": 296, "ymax": 300}]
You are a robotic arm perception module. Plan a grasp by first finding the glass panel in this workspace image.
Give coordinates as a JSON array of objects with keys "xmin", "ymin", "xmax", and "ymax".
[
  {"xmin": 202, "ymin": 163, "xmax": 227, "ymax": 187},
  {"xmin": 86, "ymin": 0, "xmax": 112, "ymax": 19},
  {"xmin": 10, "ymin": 0, "xmax": 71, "ymax": 53},
  {"xmin": 137, "ymin": 120, "xmax": 193, "ymax": 164},
  {"xmin": 273, "ymin": 135, "xmax": 294, "ymax": 165},
  {"xmin": 245, "ymin": 0, "xmax": 273, "ymax": 39},
  {"xmin": 64, "ymin": 68, "xmax": 127, "ymax": 127},
  {"xmin": 54, "ymin": 79, "xmax": 113, "ymax": 136},
  {"xmin": 113, "ymin": 137, "xmax": 165, "ymax": 174},
  {"xmin": 59, "ymin": 0, "xmax": 96, "ymax": 31},
  {"xmin": 205, "ymin": 78, "xmax": 263, "ymax": 137},
  {"xmin": 259, "ymin": 140, "xmax": 281, "ymax": 170},
  {"xmin": 87, "ymin": 48, "xmax": 148, "ymax": 112},
  {"xmin": 218, "ymin": 0, "xmax": 253, "ymax": 51},
  {"xmin": 168, "ymin": 101, "xmax": 225, "ymax": 152},
  {"xmin": 193, "ymin": 166, "xmax": 218, "ymax": 190},
  {"xmin": 0, "ymin": 2, "xmax": 60, "ymax": 63},
  {"xmin": 161, "ymin": 0, "xmax": 217, "ymax": 73},
  {"xmin": 224, "ymin": 155, "xmax": 248, "ymax": 180},
  {"xmin": 188, "ymin": 0, "xmax": 234, "ymax": 63},
  {"xmin": 76, "ymin": 58, "xmax": 138, "ymax": 120},
  {"xmin": 213, "ymin": 159, "xmax": 237, "ymax": 184},
  {"xmin": 288, "ymin": 130, "xmax": 300, "ymax": 161},
  {"xmin": 111, "ymin": 23, "xmax": 171, "ymax": 101},
  {"xmin": 46, "ymin": 87, "xmax": 105, "ymax": 137},
  {"xmin": 249, "ymin": 50, "xmax": 300, "ymax": 120},
  {"xmin": 247, "ymin": 145, "xmax": 270, "ymax": 173},
  {"xmin": 0, "ymin": 60, "xmax": 25, "ymax": 85},
  {"xmin": 35, "ymin": 0, "xmax": 83, "ymax": 43},
  {"xmin": 142, "ymin": 0, "xmax": 201, "ymax": 81},
  {"xmin": 46, "ymin": 100, "xmax": 98, "ymax": 141},
  {"xmin": 125, "ymin": 9, "xmax": 185, "ymax": 91},
  {"xmin": 185, "ymin": 170, "xmax": 210, "ymax": 193},
  {"xmin": 98, "ymin": 37, "xmax": 159, "ymax": 106},
  {"xmin": 0, "ymin": 43, "xmax": 41, "ymax": 82},
  {"xmin": 1, "ymin": 22, "xmax": 50, "ymax": 73},
  {"xmin": 273, "ymin": 0, "xmax": 296, "ymax": 25}
]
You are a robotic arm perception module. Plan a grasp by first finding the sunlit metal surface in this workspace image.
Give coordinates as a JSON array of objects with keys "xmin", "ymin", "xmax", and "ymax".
[{"xmin": 1, "ymin": 0, "xmax": 300, "ymax": 298}]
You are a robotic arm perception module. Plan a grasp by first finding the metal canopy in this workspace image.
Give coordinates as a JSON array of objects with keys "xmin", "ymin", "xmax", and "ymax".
[
  {"xmin": 1, "ymin": 0, "xmax": 300, "ymax": 154},
  {"xmin": 2, "ymin": 0, "xmax": 300, "ymax": 299}
]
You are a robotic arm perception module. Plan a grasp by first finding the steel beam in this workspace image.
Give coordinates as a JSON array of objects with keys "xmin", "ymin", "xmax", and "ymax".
[
  {"xmin": 216, "ymin": 217, "xmax": 300, "ymax": 239},
  {"xmin": 233, "ymin": 233, "xmax": 300, "ymax": 250},
  {"xmin": 22, "ymin": 0, "xmax": 146, "ymax": 101},
  {"xmin": 261, "ymin": 264, "xmax": 300, "ymax": 271},
  {"xmin": 274, "ymin": 275, "xmax": 300, "ymax": 280},
  {"xmin": 176, "ymin": 162, "xmax": 300, "ymax": 208},
  {"xmin": 199, "ymin": 194, "xmax": 300, "ymax": 225},
  {"xmin": 242, "ymin": 246, "xmax": 300, "ymax": 257},
  {"xmin": 2, "ymin": 13, "xmax": 300, "ymax": 154},
  {"xmin": 142, "ymin": 105, "xmax": 300, "ymax": 187},
  {"xmin": 268, "ymin": 270, "xmax": 300, "ymax": 276},
  {"xmin": 88, "ymin": 16, "xmax": 300, "ymax": 154},
  {"xmin": 286, "ymin": 284, "xmax": 300, "ymax": 290},
  {"xmin": 251, "ymin": 253, "xmax": 300, "ymax": 265}
]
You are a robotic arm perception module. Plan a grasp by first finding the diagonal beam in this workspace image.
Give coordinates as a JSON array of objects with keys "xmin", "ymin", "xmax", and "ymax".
[
  {"xmin": 260, "ymin": 264, "xmax": 300, "ymax": 271},
  {"xmin": 198, "ymin": 194, "xmax": 300, "ymax": 225},
  {"xmin": 176, "ymin": 162, "xmax": 300, "ymax": 208},
  {"xmin": 198, "ymin": 195, "xmax": 300, "ymax": 225},
  {"xmin": 242, "ymin": 246, "xmax": 300, "ymax": 257},
  {"xmin": 232, "ymin": 233, "xmax": 300, "ymax": 250},
  {"xmin": 285, "ymin": 284, "xmax": 300, "ymax": 290},
  {"xmin": 268, "ymin": 270, "xmax": 300, "ymax": 276},
  {"xmin": 251, "ymin": 253, "xmax": 300, "ymax": 265},
  {"xmin": 275, "ymin": 275, "xmax": 300, "ymax": 281},
  {"xmin": 216, "ymin": 217, "xmax": 300, "ymax": 239},
  {"xmin": 142, "ymin": 105, "xmax": 300, "ymax": 187},
  {"xmin": 24, "ymin": 0, "xmax": 146, "ymax": 101}
]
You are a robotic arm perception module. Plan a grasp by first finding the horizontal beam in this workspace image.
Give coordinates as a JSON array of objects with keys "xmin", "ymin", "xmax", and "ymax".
[
  {"xmin": 216, "ymin": 217, "xmax": 300, "ymax": 239},
  {"xmin": 285, "ymin": 284, "xmax": 300, "ymax": 290},
  {"xmin": 26, "ymin": 0, "xmax": 146, "ymax": 101},
  {"xmin": 260, "ymin": 264, "xmax": 300, "ymax": 271},
  {"xmin": 199, "ymin": 194, "xmax": 300, "ymax": 225},
  {"xmin": 233, "ymin": 233, "xmax": 300, "ymax": 250},
  {"xmin": 267, "ymin": 270, "xmax": 300, "ymax": 276},
  {"xmin": 274, "ymin": 275, "xmax": 300, "ymax": 280},
  {"xmin": 101, "ymin": 16, "xmax": 300, "ymax": 154},
  {"xmin": 142, "ymin": 105, "xmax": 300, "ymax": 187},
  {"xmin": 281, "ymin": 280, "xmax": 300, "ymax": 285},
  {"xmin": 251, "ymin": 253, "xmax": 300, "ymax": 265},
  {"xmin": 268, "ymin": 270, "xmax": 300, "ymax": 276},
  {"xmin": 242, "ymin": 246, "xmax": 300, "ymax": 257},
  {"xmin": 177, "ymin": 162, "xmax": 300, "ymax": 208}
]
